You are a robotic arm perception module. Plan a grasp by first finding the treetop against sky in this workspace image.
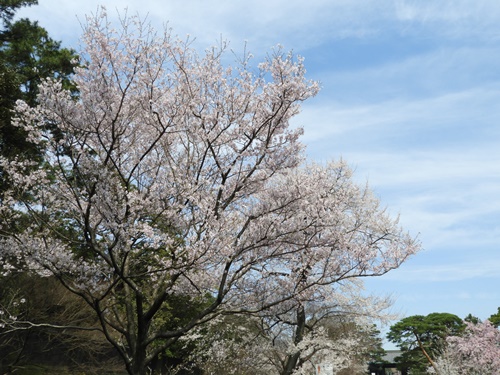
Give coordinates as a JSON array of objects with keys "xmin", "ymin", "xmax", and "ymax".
[{"xmin": 13, "ymin": 0, "xmax": 500, "ymax": 331}]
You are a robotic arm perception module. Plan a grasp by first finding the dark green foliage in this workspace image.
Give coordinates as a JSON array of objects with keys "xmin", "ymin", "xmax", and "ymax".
[
  {"xmin": 0, "ymin": 0, "xmax": 37, "ymax": 25},
  {"xmin": 387, "ymin": 312, "xmax": 465, "ymax": 373},
  {"xmin": 0, "ymin": 3, "xmax": 94, "ymax": 373},
  {"xmin": 1, "ymin": 17, "xmax": 77, "ymax": 103},
  {"xmin": 0, "ymin": 1, "xmax": 77, "ymax": 195},
  {"xmin": 363, "ymin": 325, "xmax": 386, "ymax": 365},
  {"xmin": 0, "ymin": 62, "xmax": 23, "ymax": 158},
  {"xmin": 464, "ymin": 313, "xmax": 480, "ymax": 324},
  {"xmin": 488, "ymin": 307, "xmax": 500, "ymax": 327},
  {"xmin": 147, "ymin": 293, "xmax": 214, "ymax": 374}
]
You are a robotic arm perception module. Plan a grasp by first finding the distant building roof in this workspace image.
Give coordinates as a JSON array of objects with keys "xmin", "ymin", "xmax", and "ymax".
[
  {"xmin": 382, "ymin": 350, "xmax": 402, "ymax": 363},
  {"xmin": 369, "ymin": 350, "xmax": 409, "ymax": 375}
]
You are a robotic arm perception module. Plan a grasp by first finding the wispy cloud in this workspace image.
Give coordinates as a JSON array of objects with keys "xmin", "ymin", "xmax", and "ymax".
[
  {"xmin": 394, "ymin": 0, "xmax": 500, "ymax": 41},
  {"xmin": 382, "ymin": 258, "xmax": 500, "ymax": 283},
  {"xmin": 22, "ymin": 0, "xmax": 500, "ymax": 52},
  {"xmin": 298, "ymin": 77, "xmax": 500, "ymax": 256},
  {"xmin": 301, "ymin": 84, "xmax": 500, "ymax": 153}
]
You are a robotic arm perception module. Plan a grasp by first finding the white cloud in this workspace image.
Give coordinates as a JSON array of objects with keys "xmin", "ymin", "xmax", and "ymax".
[
  {"xmin": 384, "ymin": 259, "xmax": 500, "ymax": 282},
  {"xmin": 394, "ymin": 0, "xmax": 500, "ymax": 40},
  {"xmin": 17, "ymin": 0, "xmax": 500, "ymax": 49},
  {"xmin": 297, "ymin": 78, "xmax": 500, "ymax": 257},
  {"xmin": 301, "ymin": 84, "xmax": 500, "ymax": 156},
  {"xmin": 20, "ymin": 0, "xmax": 385, "ymax": 49}
]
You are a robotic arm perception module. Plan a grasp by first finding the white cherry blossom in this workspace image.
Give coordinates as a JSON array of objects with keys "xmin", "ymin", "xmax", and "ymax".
[{"xmin": 0, "ymin": 8, "xmax": 419, "ymax": 375}]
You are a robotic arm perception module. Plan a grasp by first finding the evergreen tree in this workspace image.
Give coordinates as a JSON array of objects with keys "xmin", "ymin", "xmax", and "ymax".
[
  {"xmin": 488, "ymin": 307, "xmax": 500, "ymax": 328},
  {"xmin": 387, "ymin": 313, "xmax": 464, "ymax": 374},
  {"xmin": 0, "ymin": 0, "xmax": 37, "ymax": 25},
  {"xmin": 0, "ymin": 2, "xmax": 82, "ymax": 373},
  {"xmin": 0, "ymin": 0, "xmax": 77, "ymax": 188}
]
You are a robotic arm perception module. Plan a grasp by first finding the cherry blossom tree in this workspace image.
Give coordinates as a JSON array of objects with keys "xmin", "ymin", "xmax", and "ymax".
[
  {"xmin": 183, "ymin": 291, "xmax": 387, "ymax": 375},
  {"xmin": 180, "ymin": 314, "xmax": 274, "ymax": 375},
  {"xmin": 0, "ymin": 8, "xmax": 419, "ymax": 375},
  {"xmin": 433, "ymin": 320, "xmax": 500, "ymax": 375},
  {"xmin": 259, "ymin": 282, "xmax": 393, "ymax": 375}
]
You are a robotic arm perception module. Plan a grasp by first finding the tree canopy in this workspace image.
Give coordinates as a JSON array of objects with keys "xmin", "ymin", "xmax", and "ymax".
[
  {"xmin": 0, "ymin": 9, "xmax": 420, "ymax": 375},
  {"xmin": 0, "ymin": 0, "xmax": 37, "ymax": 25},
  {"xmin": 434, "ymin": 319, "xmax": 500, "ymax": 374},
  {"xmin": 387, "ymin": 312, "xmax": 464, "ymax": 374},
  {"xmin": 488, "ymin": 307, "xmax": 500, "ymax": 327},
  {"xmin": 0, "ymin": 0, "xmax": 76, "ymax": 190}
]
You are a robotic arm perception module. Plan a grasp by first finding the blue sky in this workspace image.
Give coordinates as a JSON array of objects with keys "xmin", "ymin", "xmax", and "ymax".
[{"xmin": 19, "ymin": 0, "xmax": 500, "ymax": 337}]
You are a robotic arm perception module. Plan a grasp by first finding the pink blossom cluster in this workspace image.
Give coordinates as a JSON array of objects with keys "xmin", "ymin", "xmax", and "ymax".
[{"xmin": 445, "ymin": 320, "xmax": 500, "ymax": 374}]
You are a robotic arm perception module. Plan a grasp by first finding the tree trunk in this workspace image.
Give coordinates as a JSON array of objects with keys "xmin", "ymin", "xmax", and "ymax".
[
  {"xmin": 282, "ymin": 305, "xmax": 306, "ymax": 375},
  {"xmin": 130, "ymin": 351, "xmax": 148, "ymax": 375},
  {"xmin": 414, "ymin": 332, "xmax": 440, "ymax": 375}
]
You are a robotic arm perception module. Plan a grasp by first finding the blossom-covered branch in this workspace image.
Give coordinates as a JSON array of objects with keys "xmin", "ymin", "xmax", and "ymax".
[{"xmin": 0, "ymin": 7, "xmax": 419, "ymax": 375}]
